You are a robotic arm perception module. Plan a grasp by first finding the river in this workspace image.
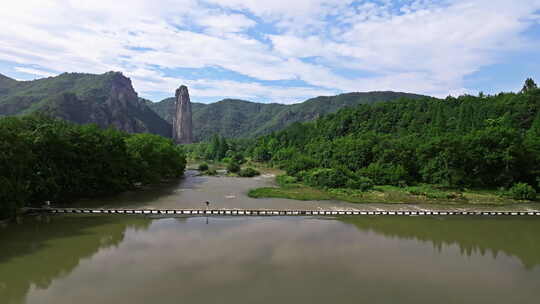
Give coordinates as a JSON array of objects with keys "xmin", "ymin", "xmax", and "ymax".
[
  {"xmin": 1, "ymin": 172, "xmax": 540, "ymax": 303},
  {"xmin": 74, "ymin": 170, "xmax": 363, "ymax": 210},
  {"xmin": 70, "ymin": 170, "xmax": 540, "ymax": 211}
]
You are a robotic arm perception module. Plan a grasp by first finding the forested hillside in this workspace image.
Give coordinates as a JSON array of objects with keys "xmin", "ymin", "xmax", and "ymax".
[
  {"xmin": 0, "ymin": 72, "xmax": 171, "ymax": 137},
  {"xmin": 0, "ymin": 74, "xmax": 17, "ymax": 92},
  {"xmin": 248, "ymin": 80, "xmax": 540, "ymax": 192},
  {"xmin": 149, "ymin": 91, "xmax": 426, "ymax": 141}
]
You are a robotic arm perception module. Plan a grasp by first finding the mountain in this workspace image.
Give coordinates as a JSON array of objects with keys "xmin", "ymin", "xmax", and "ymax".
[
  {"xmin": 250, "ymin": 88, "xmax": 540, "ymax": 188},
  {"xmin": 0, "ymin": 71, "xmax": 427, "ymax": 141},
  {"xmin": 149, "ymin": 91, "xmax": 427, "ymax": 141},
  {"xmin": 0, "ymin": 72, "xmax": 171, "ymax": 137},
  {"xmin": 0, "ymin": 74, "xmax": 18, "ymax": 94}
]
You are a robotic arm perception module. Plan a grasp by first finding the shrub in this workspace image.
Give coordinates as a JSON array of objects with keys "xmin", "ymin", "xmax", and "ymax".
[
  {"xmin": 272, "ymin": 147, "xmax": 298, "ymax": 163},
  {"xmin": 276, "ymin": 175, "xmax": 297, "ymax": 187},
  {"xmin": 295, "ymin": 170, "xmax": 309, "ymax": 182},
  {"xmin": 238, "ymin": 167, "xmax": 260, "ymax": 177},
  {"xmin": 232, "ymin": 153, "xmax": 246, "ymax": 164},
  {"xmin": 198, "ymin": 163, "xmax": 209, "ymax": 171},
  {"xmin": 509, "ymin": 183, "xmax": 537, "ymax": 200},
  {"xmin": 406, "ymin": 185, "xmax": 461, "ymax": 200},
  {"xmin": 206, "ymin": 168, "xmax": 218, "ymax": 176},
  {"xmin": 305, "ymin": 168, "xmax": 348, "ymax": 189},
  {"xmin": 227, "ymin": 161, "xmax": 241, "ymax": 173},
  {"xmin": 284, "ymin": 155, "xmax": 318, "ymax": 177},
  {"xmin": 345, "ymin": 176, "xmax": 374, "ymax": 191},
  {"xmin": 252, "ymin": 146, "xmax": 271, "ymax": 162},
  {"xmin": 359, "ymin": 162, "xmax": 408, "ymax": 185}
]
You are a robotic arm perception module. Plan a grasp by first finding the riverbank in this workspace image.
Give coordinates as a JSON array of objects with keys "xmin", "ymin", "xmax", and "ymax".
[
  {"xmin": 248, "ymin": 180, "xmax": 539, "ymax": 207},
  {"xmin": 20, "ymin": 168, "xmax": 539, "ymax": 214}
]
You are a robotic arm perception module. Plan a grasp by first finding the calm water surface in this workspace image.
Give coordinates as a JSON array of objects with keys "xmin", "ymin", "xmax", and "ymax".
[
  {"xmin": 73, "ymin": 170, "xmax": 539, "ymax": 211},
  {"xmin": 76, "ymin": 170, "xmax": 362, "ymax": 210},
  {"xmin": 1, "ymin": 215, "xmax": 540, "ymax": 304}
]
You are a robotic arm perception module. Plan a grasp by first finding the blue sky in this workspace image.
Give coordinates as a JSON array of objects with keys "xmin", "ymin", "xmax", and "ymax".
[{"xmin": 1, "ymin": 0, "xmax": 539, "ymax": 103}]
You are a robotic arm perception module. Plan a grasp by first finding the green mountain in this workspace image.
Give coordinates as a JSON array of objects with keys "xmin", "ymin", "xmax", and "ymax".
[
  {"xmin": 149, "ymin": 91, "xmax": 426, "ymax": 141},
  {"xmin": 0, "ymin": 74, "xmax": 17, "ymax": 90},
  {"xmin": 1, "ymin": 70, "xmax": 426, "ymax": 141},
  {"xmin": 250, "ymin": 88, "xmax": 540, "ymax": 188},
  {"xmin": 0, "ymin": 72, "xmax": 171, "ymax": 137}
]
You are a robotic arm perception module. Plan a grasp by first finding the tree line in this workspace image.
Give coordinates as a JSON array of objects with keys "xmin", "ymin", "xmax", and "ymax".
[
  {"xmin": 245, "ymin": 79, "xmax": 540, "ymax": 197},
  {"xmin": 0, "ymin": 115, "xmax": 186, "ymax": 219}
]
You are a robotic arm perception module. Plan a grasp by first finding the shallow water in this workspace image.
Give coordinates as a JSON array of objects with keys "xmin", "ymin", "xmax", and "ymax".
[
  {"xmin": 1, "ymin": 215, "xmax": 540, "ymax": 304},
  {"xmin": 74, "ymin": 170, "xmax": 539, "ymax": 211},
  {"xmin": 75, "ymin": 170, "xmax": 360, "ymax": 210}
]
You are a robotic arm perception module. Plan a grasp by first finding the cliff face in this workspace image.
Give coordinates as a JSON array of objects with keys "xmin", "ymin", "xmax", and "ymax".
[
  {"xmin": 173, "ymin": 85, "xmax": 193, "ymax": 144},
  {"xmin": 0, "ymin": 72, "xmax": 171, "ymax": 137}
]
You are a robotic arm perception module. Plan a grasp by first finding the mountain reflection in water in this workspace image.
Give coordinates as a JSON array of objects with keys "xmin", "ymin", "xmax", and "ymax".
[{"xmin": 1, "ymin": 215, "xmax": 539, "ymax": 304}]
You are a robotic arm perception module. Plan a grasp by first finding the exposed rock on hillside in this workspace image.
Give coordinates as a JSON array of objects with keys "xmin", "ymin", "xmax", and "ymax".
[
  {"xmin": 173, "ymin": 85, "xmax": 193, "ymax": 144},
  {"xmin": 0, "ymin": 72, "xmax": 171, "ymax": 137}
]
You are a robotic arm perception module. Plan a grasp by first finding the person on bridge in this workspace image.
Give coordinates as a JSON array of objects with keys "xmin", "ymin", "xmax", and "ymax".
[{"xmin": 205, "ymin": 201, "xmax": 210, "ymax": 209}]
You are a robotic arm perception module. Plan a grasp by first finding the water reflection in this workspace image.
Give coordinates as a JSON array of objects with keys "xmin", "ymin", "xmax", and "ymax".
[
  {"xmin": 0, "ymin": 215, "xmax": 150, "ymax": 304},
  {"xmin": 1, "ymin": 215, "xmax": 539, "ymax": 304},
  {"xmin": 341, "ymin": 216, "xmax": 540, "ymax": 269}
]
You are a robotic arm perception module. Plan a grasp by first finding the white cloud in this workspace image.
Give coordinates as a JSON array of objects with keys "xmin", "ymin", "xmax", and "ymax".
[
  {"xmin": 0, "ymin": 0, "xmax": 539, "ymax": 101},
  {"xmin": 197, "ymin": 13, "xmax": 256, "ymax": 34},
  {"xmin": 14, "ymin": 67, "xmax": 58, "ymax": 78},
  {"xmin": 129, "ymin": 67, "xmax": 336, "ymax": 103},
  {"xmin": 207, "ymin": 0, "xmax": 352, "ymax": 19},
  {"xmin": 268, "ymin": 0, "xmax": 540, "ymax": 96}
]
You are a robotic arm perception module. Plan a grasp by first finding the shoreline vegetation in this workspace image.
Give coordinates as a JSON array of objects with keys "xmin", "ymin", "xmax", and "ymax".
[
  {"xmin": 247, "ymin": 175, "xmax": 537, "ymax": 206},
  {"xmin": 0, "ymin": 115, "xmax": 186, "ymax": 220},
  {"xmin": 185, "ymin": 158, "xmax": 538, "ymax": 206},
  {"xmin": 187, "ymin": 159, "xmax": 272, "ymax": 178}
]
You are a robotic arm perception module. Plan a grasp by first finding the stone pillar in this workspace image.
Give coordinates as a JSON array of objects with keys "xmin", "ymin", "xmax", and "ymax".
[{"xmin": 173, "ymin": 85, "xmax": 193, "ymax": 144}]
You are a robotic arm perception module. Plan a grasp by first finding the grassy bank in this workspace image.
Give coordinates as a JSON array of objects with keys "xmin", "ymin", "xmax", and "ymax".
[{"xmin": 248, "ymin": 180, "xmax": 536, "ymax": 206}]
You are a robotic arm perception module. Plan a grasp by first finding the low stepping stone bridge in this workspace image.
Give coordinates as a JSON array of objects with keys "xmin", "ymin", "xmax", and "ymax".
[{"xmin": 42, "ymin": 208, "xmax": 540, "ymax": 217}]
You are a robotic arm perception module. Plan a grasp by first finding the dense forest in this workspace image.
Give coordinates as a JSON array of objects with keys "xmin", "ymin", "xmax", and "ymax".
[
  {"xmin": 246, "ymin": 80, "xmax": 540, "ymax": 195},
  {"xmin": 191, "ymin": 80, "xmax": 540, "ymax": 200},
  {"xmin": 0, "ymin": 115, "xmax": 186, "ymax": 219}
]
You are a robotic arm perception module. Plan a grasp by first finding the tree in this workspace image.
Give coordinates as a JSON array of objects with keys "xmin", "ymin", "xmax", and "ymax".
[
  {"xmin": 126, "ymin": 133, "xmax": 186, "ymax": 183},
  {"xmin": 208, "ymin": 134, "xmax": 220, "ymax": 160},
  {"xmin": 0, "ymin": 115, "xmax": 186, "ymax": 219},
  {"xmin": 524, "ymin": 113, "xmax": 540, "ymax": 183},
  {"xmin": 217, "ymin": 136, "xmax": 229, "ymax": 160},
  {"xmin": 227, "ymin": 160, "xmax": 241, "ymax": 173},
  {"xmin": 247, "ymin": 89, "xmax": 539, "ymax": 190},
  {"xmin": 521, "ymin": 78, "xmax": 538, "ymax": 93}
]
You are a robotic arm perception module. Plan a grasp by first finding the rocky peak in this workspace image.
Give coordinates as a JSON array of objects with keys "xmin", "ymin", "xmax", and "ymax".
[
  {"xmin": 106, "ymin": 72, "xmax": 139, "ymax": 109},
  {"xmin": 176, "ymin": 85, "xmax": 188, "ymax": 98},
  {"xmin": 173, "ymin": 85, "xmax": 193, "ymax": 144}
]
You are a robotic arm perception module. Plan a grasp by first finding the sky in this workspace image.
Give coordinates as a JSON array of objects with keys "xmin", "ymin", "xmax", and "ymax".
[{"xmin": 1, "ymin": 0, "xmax": 540, "ymax": 104}]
